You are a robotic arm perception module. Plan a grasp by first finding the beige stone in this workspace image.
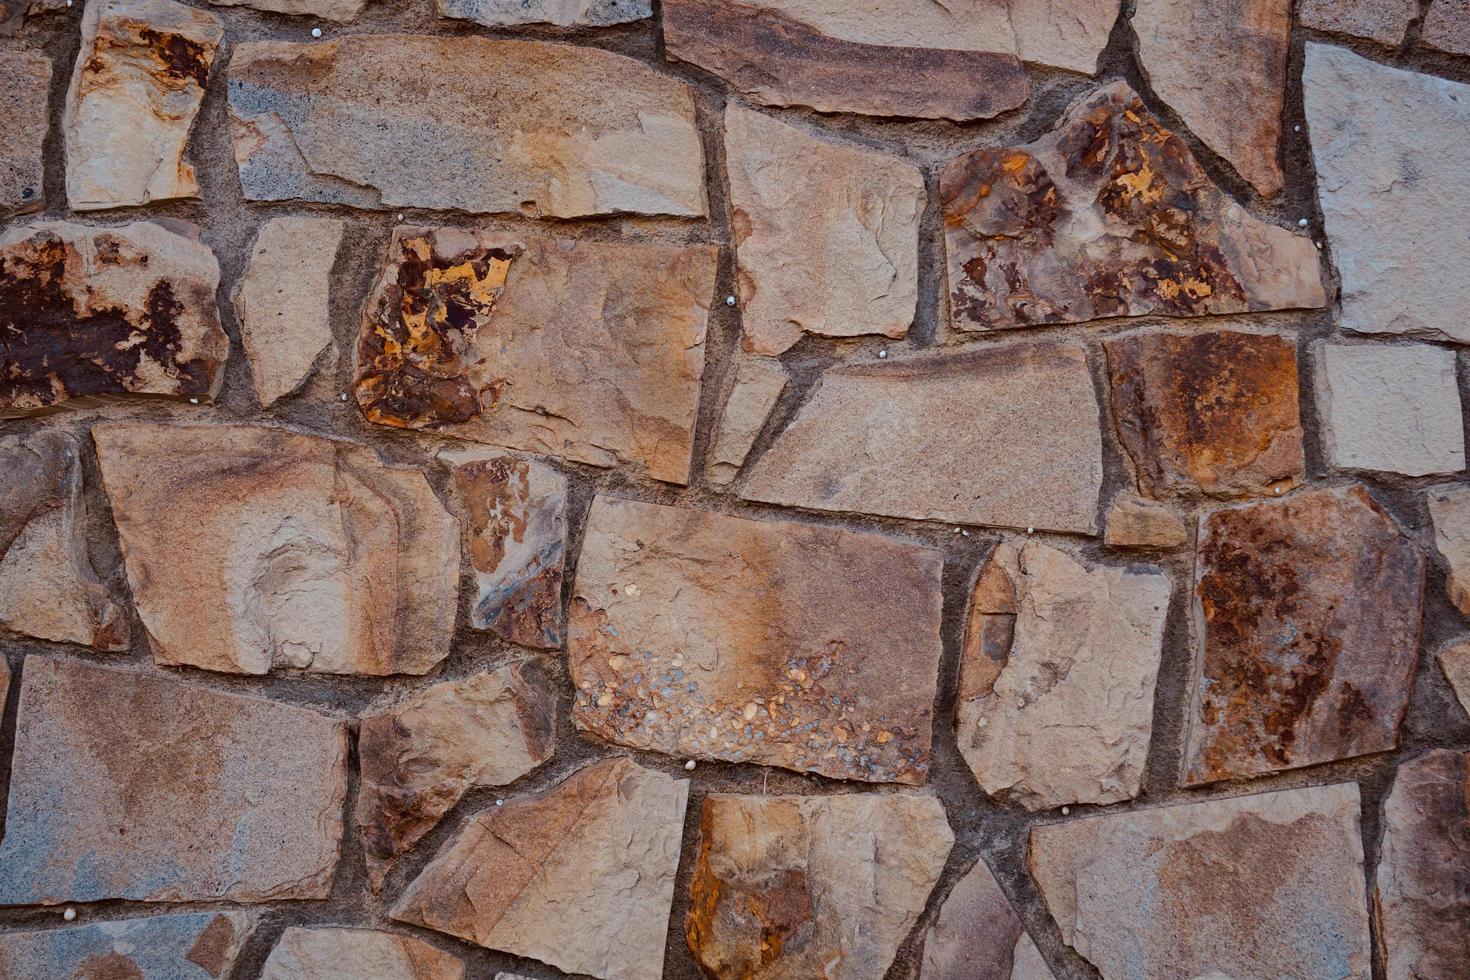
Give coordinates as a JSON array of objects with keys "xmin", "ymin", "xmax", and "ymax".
[
  {"xmin": 1008, "ymin": 0, "xmax": 1120, "ymax": 73},
  {"xmin": 1428, "ymin": 484, "xmax": 1470, "ymax": 617},
  {"xmin": 211, "ymin": 0, "xmax": 365, "ymax": 22},
  {"xmin": 921, "ymin": 857, "xmax": 1053, "ymax": 980},
  {"xmin": 439, "ymin": 0, "xmax": 650, "ymax": 27},
  {"xmin": 1299, "ymin": 0, "xmax": 1417, "ymax": 45},
  {"xmin": 261, "ymin": 928, "xmax": 464, "ymax": 980},
  {"xmin": 1103, "ymin": 494, "xmax": 1188, "ymax": 550},
  {"xmin": 93, "ymin": 423, "xmax": 459, "ymax": 676},
  {"xmin": 0, "ymin": 50, "xmax": 50, "ymax": 214},
  {"xmin": 0, "ymin": 913, "xmax": 253, "ymax": 979},
  {"xmin": 1438, "ymin": 638, "xmax": 1470, "ymax": 716},
  {"xmin": 708, "ymin": 355, "xmax": 787, "ymax": 486},
  {"xmin": 1423, "ymin": 0, "xmax": 1470, "ymax": 55}
]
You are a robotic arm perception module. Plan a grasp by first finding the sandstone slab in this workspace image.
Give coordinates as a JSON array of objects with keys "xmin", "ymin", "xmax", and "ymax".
[
  {"xmin": 942, "ymin": 82, "xmax": 1325, "ymax": 332},
  {"xmin": 1429, "ymin": 484, "xmax": 1470, "ymax": 616},
  {"xmin": 65, "ymin": 0, "xmax": 221, "ymax": 210},
  {"xmin": 0, "ymin": 657, "xmax": 347, "ymax": 904},
  {"xmin": 1106, "ymin": 330, "xmax": 1304, "ymax": 498},
  {"xmin": 570, "ymin": 496, "xmax": 944, "ymax": 783},
  {"xmin": 744, "ymin": 342, "xmax": 1103, "ymax": 534},
  {"xmin": 0, "ymin": 220, "xmax": 227, "ymax": 416},
  {"xmin": 0, "ymin": 51, "xmax": 50, "ymax": 214},
  {"xmin": 93, "ymin": 423, "xmax": 459, "ymax": 675},
  {"xmin": 354, "ymin": 227, "xmax": 715, "ymax": 484},
  {"xmin": 262, "ymin": 928, "xmax": 464, "ymax": 980},
  {"xmin": 1030, "ymin": 782, "xmax": 1372, "ymax": 979},
  {"xmin": 1439, "ymin": 638, "xmax": 1470, "ymax": 717},
  {"xmin": 1008, "ymin": 0, "xmax": 1121, "ymax": 74},
  {"xmin": 957, "ymin": 542, "xmax": 1171, "ymax": 810},
  {"xmin": 1423, "ymin": 0, "xmax": 1470, "ymax": 54},
  {"xmin": 726, "ymin": 106, "xmax": 923, "ymax": 355},
  {"xmin": 687, "ymin": 792, "xmax": 953, "ymax": 980},
  {"xmin": 921, "ymin": 857, "xmax": 1053, "ymax": 980},
  {"xmin": 230, "ymin": 36, "xmax": 705, "ymax": 218},
  {"xmin": 439, "ymin": 0, "xmax": 649, "ymax": 27},
  {"xmin": 1313, "ymin": 341, "xmax": 1465, "ymax": 477},
  {"xmin": 236, "ymin": 216, "xmax": 344, "ymax": 407},
  {"xmin": 211, "ymin": 0, "xmax": 365, "ymax": 22},
  {"xmin": 1299, "ymin": 0, "xmax": 1417, "ymax": 45},
  {"xmin": 1103, "ymin": 494, "xmax": 1188, "ymax": 550},
  {"xmin": 393, "ymin": 757, "xmax": 688, "ymax": 980},
  {"xmin": 1185, "ymin": 486, "xmax": 1424, "ymax": 784},
  {"xmin": 708, "ymin": 355, "xmax": 787, "ymax": 486},
  {"xmin": 0, "ymin": 913, "xmax": 253, "ymax": 980}
]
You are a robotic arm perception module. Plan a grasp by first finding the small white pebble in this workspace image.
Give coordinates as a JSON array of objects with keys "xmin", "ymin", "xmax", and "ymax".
[
  {"xmin": 725, "ymin": 295, "xmax": 736, "ymax": 307},
  {"xmin": 495, "ymin": 799, "xmax": 504, "ymax": 806},
  {"xmin": 1315, "ymin": 241, "xmax": 1323, "ymax": 250},
  {"xmin": 953, "ymin": 527, "xmax": 961, "ymax": 534},
  {"xmin": 1061, "ymin": 806, "xmax": 1070, "ymax": 816},
  {"xmin": 63, "ymin": 908, "xmax": 76, "ymax": 921},
  {"xmin": 878, "ymin": 349, "xmax": 889, "ymax": 359},
  {"xmin": 311, "ymin": 26, "xmax": 322, "ymax": 37},
  {"xmin": 188, "ymin": 397, "xmax": 199, "ymax": 405},
  {"xmin": 339, "ymin": 392, "xmax": 349, "ymax": 401},
  {"xmin": 395, "ymin": 213, "xmax": 404, "ymax": 221},
  {"xmin": 1298, "ymin": 218, "xmax": 1309, "ymax": 228},
  {"xmin": 1293, "ymin": 124, "xmax": 1301, "ymax": 133},
  {"xmin": 961, "ymin": 529, "xmax": 969, "ymax": 537},
  {"xmin": 1026, "ymin": 526, "xmax": 1035, "ymax": 534},
  {"xmin": 685, "ymin": 759, "xmax": 696, "ymax": 771}
]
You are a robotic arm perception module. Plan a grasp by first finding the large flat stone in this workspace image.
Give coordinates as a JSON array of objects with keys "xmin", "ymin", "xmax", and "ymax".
[
  {"xmin": 0, "ymin": 913, "xmax": 253, "ymax": 980},
  {"xmin": 354, "ymin": 227, "xmax": 715, "ymax": 484},
  {"xmin": 921, "ymin": 857, "xmax": 1053, "ymax": 980},
  {"xmin": 229, "ymin": 36, "xmax": 705, "ymax": 218},
  {"xmin": 0, "ymin": 657, "xmax": 347, "ymax": 904},
  {"xmin": 1429, "ymin": 484, "xmax": 1470, "ymax": 616},
  {"xmin": 743, "ymin": 342, "xmax": 1103, "ymax": 534},
  {"xmin": 707, "ymin": 355, "xmax": 787, "ymax": 486},
  {"xmin": 1299, "ymin": 0, "xmax": 1417, "ymax": 45},
  {"xmin": 0, "ymin": 50, "xmax": 49, "ymax": 214},
  {"xmin": 1438, "ymin": 638, "xmax": 1470, "ymax": 717},
  {"xmin": 1423, "ymin": 0, "xmax": 1470, "ymax": 54},
  {"xmin": 261, "ymin": 928, "xmax": 464, "ymax": 980},
  {"xmin": 439, "ymin": 0, "xmax": 650, "ymax": 27},
  {"xmin": 942, "ymin": 82, "xmax": 1324, "ymax": 332},
  {"xmin": 93, "ymin": 423, "xmax": 459, "ymax": 676},
  {"xmin": 211, "ymin": 0, "xmax": 365, "ymax": 22},
  {"xmin": 1184, "ymin": 486, "xmax": 1424, "ymax": 784}
]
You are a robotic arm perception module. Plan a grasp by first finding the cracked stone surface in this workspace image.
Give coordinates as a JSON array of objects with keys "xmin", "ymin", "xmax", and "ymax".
[
  {"xmin": 1103, "ymin": 494, "xmax": 1188, "ymax": 550},
  {"xmin": 707, "ymin": 355, "xmax": 787, "ymax": 487},
  {"xmin": 261, "ymin": 927, "xmax": 465, "ymax": 980},
  {"xmin": 0, "ymin": 658, "xmax": 347, "ymax": 904},
  {"xmin": 1429, "ymin": 484, "xmax": 1470, "ymax": 618},
  {"xmin": 0, "ymin": 913, "xmax": 253, "ymax": 979},
  {"xmin": 210, "ymin": 0, "xmax": 365, "ymax": 21},
  {"xmin": 0, "ymin": 50, "xmax": 49, "ymax": 214},
  {"xmin": 921, "ymin": 857, "xmax": 1053, "ymax": 980},
  {"xmin": 93, "ymin": 422, "xmax": 459, "ymax": 676},
  {"xmin": 1423, "ymin": 0, "xmax": 1470, "ymax": 54},
  {"xmin": 686, "ymin": 792, "xmax": 953, "ymax": 980},
  {"xmin": 1298, "ymin": 0, "xmax": 1418, "ymax": 45},
  {"xmin": 570, "ymin": 495, "xmax": 943, "ymax": 784},
  {"xmin": 1439, "ymin": 638, "xmax": 1470, "ymax": 717},
  {"xmin": 392, "ymin": 757, "xmax": 688, "ymax": 980},
  {"xmin": 438, "ymin": 0, "xmax": 649, "ymax": 27}
]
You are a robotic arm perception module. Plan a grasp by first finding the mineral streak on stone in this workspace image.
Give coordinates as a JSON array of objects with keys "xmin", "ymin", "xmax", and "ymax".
[
  {"xmin": 1305, "ymin": 45, "xmax": 1470, "ymax": 343},
  {"xmin": 0, "ymin": 657, "xmax": 347, "ymax": 904},
  {"xmin": 92, "ymin": 422, "xmax": 459, "ymax": 676},
  {"xmin": 439, "ymin": 0, "xmax": 650, "ymax": 27},
  {"xmin": 211, "ymin": 0, "xmax": 365, "ymax": 23},
  {"xmin": 1298, "ymin": 0, "xmax": 1418, "ymax": 45},
  {"xmin": 1376, "ymin": 749, "xmax": 1470, "ymax": 980},
  {"xmin": 941, "ymin": 82, "xmax": 1325, "ymax": 333},
  {"xmin": 708, "ymin": 355, "xmax": 787, "ymax": 486},
  {"xmin": 0, "ymin": 220, "xmax": 227, "ymax": 416},
  {"xmin": 1423, "ymin": 0, "xmax": 1470, "ymax": 55},
  {"xmin": 1029, "ymin": 782, "xmax": 1372, "ymax": 979},
  {"xmin": 441, "ymin": 448, "xmax": 567, "ymax": 648},
  {"xmin": 392, "ymin": 758, "xmax": 688, "ymax": 980},
  {"xmin": 569, "ymin": 495, "xmax": 944, "ymax": 784},
  {"xmin": 1429, "ymin": 484, "xmax": 1470, "ymax": 617},
  {"xmin": 354, "ymin": 227, "xmax": 715, "ymax": 484},
  {"xmin": 956, "ymin": 542, "xmax": 1171, "ymax": 810},
  {"xmin": 229, "ymin": 35, "xmax": 706, "ymax": 218},
  {"xmin": 357, "ymin": 662, "xmax": 557, "ymax": 889},
  {"xmin": 1105, "ymin": 330, "xmax": 1304, "ymax": 498},
  {"xmin": 64, "ymin": 0, "xmax": 222, "ymax": 210},
  {"xmin": 1439, "ymin": 639, "xmax": 1470, "ymax": 717},
  {"xmin": 686, "ymin": 792, "xmax": 953, "ymax": 979},
  {"xmin": 1184, "ymin": 486, "xmax": 1424, "ymax": 785},
  {"xmin": 1103, "ymin": 494, "xmax": 1188, "ymax": 550},
  {"xmin": 921, "ymin": 857, "xmax": 1054, "ymax": 980},
  {"xmin": 743, "ymin": 342, "xmax": 1103, "ymax": 535},
  {"xmin": 726, "ymin": 106, "xmax": 923, "ymax": 356},
  {"xmin": 0, "ymin": 51, "xmax": 50, "ymax": 214},
  {"xmin": 261, "ymin": 928, "xmax": 465, "ymax": 980},
  {"xmin": 0, "ymin": 913, "xmax": 253, "ymax": 980}
]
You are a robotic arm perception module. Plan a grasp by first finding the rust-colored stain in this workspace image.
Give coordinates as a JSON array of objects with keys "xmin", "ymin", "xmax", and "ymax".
[
  {"xmin": 184, "ymin": 915, "xmax": 240, "ymax": 978},
  {"xmin": 83, "ymin": 17, "xmax": 214, "ymax": 96},
  {"xmin": 75, "ymin": 951, "xmax": 145, "ymax": 980}
]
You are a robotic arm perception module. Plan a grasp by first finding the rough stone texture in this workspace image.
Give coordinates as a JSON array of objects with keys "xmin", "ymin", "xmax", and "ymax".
[
  {"xmin": 357, "ymin": 662, "xmax": 557, "ymax": 889},
  {"xmin": 686, "ymin": 793, "xmax": 953, "ymax": 980},
  {"xmin": 1185, "ymin": 486, "xmax": 1424, "ymax": 785},
  {"xmin": 0, "ymin": 913, "xmax": 253, "ymax": 979},
  {"xmin": 1429, "ymin": 484, "xmax": 1470, "ymax": 617},
  {"xmin": 353, "ymin": 227, "xmax": 715, "ymax": 485},
  {"xmin": 0, "ymin": 657, "xmax": 347, "ymax": 904},
  {"xmin": 942, "ymin": 82, "xmax": 1325, "ymax": 332},
  {"xmin": 708, "ymin": 355, "xmax": 787, "ymax": 486},
  {"xmin": 64, "ymin": 0, "xmax": 222, "ymax": 210},
  {"xmin": 0, "ymin": 220, "xmax": 227, "ymax": 416},
  {"xmin": 921, "ymin": 857, "xmax": 1053, "ymax": 980},
  {"xmin": 1375, "ymin": 749, "xmax": 1470, "ymax": 980},
  {"xmin": 1439, "ymin": 638, "xmax": 1470, "ymax": 717},
  {"xmin": 1305, "ymin": 45, "xmax": 1470, "ymax": 343},
  {"xmin": 441, "ymin": 448, "xmax": 567, "ymax": 648},
  {"xmin": 1313, "ymin": 341, "xmax": 1465, "ymax": 477},
  {"xmin": 956, "ymin": 542, "xmax": 1171, "ymax": 810},
  {"xmin": 1299, "ymin": 0, "xmax": 1418, "ymax": 45},
  {"xmin": 744, "ymin": 342, "xmax": 1103, "ymax": 535},
  {"xmin": 570, "ymin": 496, "xmax": 943, "ymax": 784},
  {"xmin": 439, "ymin": 0, "xmax": 649, "ymax": 27},
  {"xmin": 392, "ymin": 758, "xmax": 688, "ymax": 980},
  {"xmin": 211, "ymin": 0, "xmax": 365, "ymax": 22},
  {"xmin": 93, "ymin": 422, "xmax": 459, "ymax": 675},
  {"xmin": 235, "ymin": 215, "xmax": 344, "ymax": 408},
  {"xmin": 725, "ymin": 105, "xmax": 923, "ymax": 356},
  {"xmin": 229, "ymin": 36, "xmax": 705, "ymax": 218},
  {"xmin": 261, "ymin": 927, "xmax": 465, "ymax": 980},
  {"xmin": 1007, "ymin": 0, "xmax": 1121, "ymax": 74},
  {"xmin": 0, "ymin": 50, "xmax": 50, "ymax": 214},
  {"xmin": 1103, "ymin": 494, "xmax": 1188, "ymax": 550},
  {"xmin": 1106, "ymin": 330, "xmax": 1304, "ymax": 498},
  {"xmin": 1030, "ymin": 782, "xmax": 1373, "ymax": 980},
  {"xmin": 0, "ymin": 431, "xmax": 130, "ymax": 651},
  {"xmin": 1423, "ymin": 0, "xmax": 1470, "ymax": 55}
]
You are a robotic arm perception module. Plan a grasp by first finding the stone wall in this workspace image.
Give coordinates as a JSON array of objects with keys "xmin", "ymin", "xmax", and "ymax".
[{"xmin": 0, "ymin": 0, "xmax": 1468, "ymax": 977}]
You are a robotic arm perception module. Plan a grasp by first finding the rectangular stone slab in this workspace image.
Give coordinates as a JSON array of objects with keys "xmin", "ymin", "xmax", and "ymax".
[{"xmin": 0, "ymin": 913, "xmax": 253, "ymax": 979}]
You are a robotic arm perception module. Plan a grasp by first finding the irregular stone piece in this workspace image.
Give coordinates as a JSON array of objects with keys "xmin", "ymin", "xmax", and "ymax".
[
  {"xmin": 921, "ymin": 858, "xmax": 1053, "ymax": 980},
  {"xmin": 357, "ymin": 662, "xmax": 557, "ymax": 889},
  {"xmin": 0, "ymin": 657, "xmax": 347, "ymax": 904},
  {"xmin": 1030, "ymin": 782, "xmax": 1372, "ymax": 980},
  {"xmin": 0, "ymin": 220, "xmax": 227, "ymax": 416},
  {"xmin": 1423, "ymin": 0, "xmax": 1470, "ymax": 54},
  {"xmin": 1106, "ymin": 330, "xmax": 1304, "ymax": 498},
  {"xmin": 211, "ymin": 0, "xmax": 365, "ymax": 22},
  {"xmin": 93, "ymin": 423, "xmax": 459, "ymax": 676},
  {"xmin": 1184, "ymin": 486, "xmax": 1424, "ymax": 785},
  {"xmin": 687, "ymin": 792, "xmax": 953, "ymax": 979},
  {"xmin": 942, "ymin": 82, "xmax": 1325, "ymax": 332},
  {"xmin": 0, "ymin": 51, "xmax": 50, "ymax": 214},
  {"xmin": 1429, "ymin": 484, "xmax": 1470, "ymax": 617},
  {"xmin": 726, "ymin": 106, "xmax": 923, "ymax": 355},
  {"xmin": 708, "ymin": 355, "xmax": 787, "ymax": 486},
  {"xmin": 1103, "ymin": 494, "xmax": 1188, "ymax": 550},
  {"xmin": 1313, "ymin": 342, "xmax": 1465, "ymax": 477},
  {"xmin": 261, "ymin": 928, "xmax": 465, "ymax": 980},
  {"xmin": 0, "ymin": 431, "xmax": 129, "ymax": 651},
  {"xmin": 1305, "ymin": 45, "xmax": 1470, "ymax": 343},
  {"xmin": 0, "ymin": 913, "xmax": 253, "ymax": 980},
  {"xmin": 439, "ymin": 0, "xmax": 649, "ymax": 27},
  {"xmin": 1299, "ymin": 0, "xmax": 1417, "ymax": 45},
  {"xmin": 0, "ymin": 658, "xmax": 7, "ymax": 711},
  {"xmin": 1376, "ymin": 750, "xmax": 1470, "ymax": 980},
  {"xmin": 1007, "ymin": 0, "xmax": 1121, "ymax": 73},
  {"xmin": 354, "ymin": 227, "xmax": 714, "ymax": 484},
  {"xmin": 744, "ymin": 342, "xmax": 1103, "ymax": 534},
  {"xmin": 236, "ymin": 216, "xmax": 344, "ymax": 407},
  {"xmin": 570, "ymin": 496, "xmax": 944, "ymax": 784},
  {"xmin": 957, "ymin": 542, "xmax": 1171, "ymax": 810},
  {"xmin": 230, "ymin": 36, "xmax": 705, "ymax": 218},
  {"xmin": 441, "ymin": 448, "xmax": 567, "ymax": 648},
  {"xmin": 393, "ymin": 758, "xmax": 688, "ymax": 980},
  {"xmin": 1439, "ymin": 638, "xmax": 1470, "ymax": 716},
  {"xmin": 65, "ymin": 0, "xmax": 222, "ymax": 210}
]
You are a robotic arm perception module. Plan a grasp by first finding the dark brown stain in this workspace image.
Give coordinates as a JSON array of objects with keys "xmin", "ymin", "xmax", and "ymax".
[
  {"xmin": 74, "ymin": 951, "xmax": 144, "ymax": 980},
  {"xmin": 136, "ymin": 27, "xmax": 211, "ymax": 88},
  {"xmin": 184, "ymin": 915, "xmax": 239, "ymax": 977}
]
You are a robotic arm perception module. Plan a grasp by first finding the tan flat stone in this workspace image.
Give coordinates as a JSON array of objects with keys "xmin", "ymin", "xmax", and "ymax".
[
  {"xmin": 1008, "ymin": 0, "xmax": 1121, "ymax": 74},
  {"xmin": 439, "ymin": 0, "xmax": 650, "ymax": 27},
  {"xmin": 211, "ymin": 0, "xmax": 365, "ymax": 22},
  {"xmin": 1423, "ymin": 0, "xmax": 1470, "ymax": 55},
  {"xmin": 1299, "ymin": 0, "xmax": 1417, "ymax": 45},
  {"xmin": 0, "ymin": 50, "xmax": 50, "ymax": 214},
  {"xmin": 1428, "ymin": 484, "xmax": 1470, "ymax": 617},
  {"xmin": 921, "ymin": 857, "xmax": 1053, "ymax": 979},
  {"xmin": 0, "ymin": 913, "xmax": 253, "ymax": 979},
  {"xmin": 261, "ymin": 928, "xmax": 464, "ymax": 980},
  {"xmin": 1103, "ymin": 494, "xmax": 1188, "ymax": 550},
  {"xmin": 1438, "ymin": 637, "xmax": 1470, "ymax": 717},
  {"xmin": 707, "ymin": 355, "xmax": 787, "ymax": 486}
]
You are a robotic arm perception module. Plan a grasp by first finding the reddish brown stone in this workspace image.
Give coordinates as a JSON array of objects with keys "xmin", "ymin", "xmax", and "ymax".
[
  {"xmin": 1423, "ymin": 0, "xmax": 1470, "ymax": 55},
  {"xmin": 921, "ymin": 857, "xmax": 1051, "ymax": 980}
]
